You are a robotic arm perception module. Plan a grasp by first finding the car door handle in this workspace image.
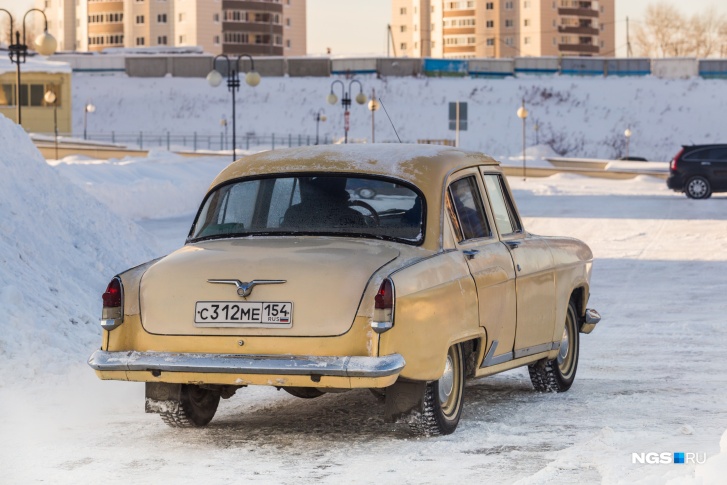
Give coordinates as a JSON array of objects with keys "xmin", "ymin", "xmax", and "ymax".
[
  {"xmin": 701, "ymin": 162, "xmax": 711, "ymax": 165},
  {"xmin": 504, "ymin": 241, "xmax": 521, "ymax": 250},
  {"xmin": 462, "ymin": 249, "xmax": 479, "ymax": 260}
]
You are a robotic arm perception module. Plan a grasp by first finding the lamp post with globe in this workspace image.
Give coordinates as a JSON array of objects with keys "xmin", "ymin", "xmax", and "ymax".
[
  {"xmin": 314, "ymin": 110, "xmax": 326, "ymax": 145},
  {"xmin": 517, "ymin": 99, "xmax": 529, "ymax": 181},
  {"xmin": 83, "ymin": 102, "xmax": 96, "ymax": 140},
  {"xmin": 624, "ymin": 128, "xmax": 632, "ymax": 160},
  {"xmin": 327, "ymin": 79, "xmax": 366, "ymax": 144},
  {"xmin": 206, "ymin": 54, "xmax": 261, "ymax": 161},
  {"xmin": 0, "ymin": 8, "xmax": 57, "ymax": 126},
  {"xmin": 368, "ymin": 89, "xmax": 380, "ymax": 143},
  {"xmin": 44, "ymin": 89, "xmax": 58, "ymax": 160}
]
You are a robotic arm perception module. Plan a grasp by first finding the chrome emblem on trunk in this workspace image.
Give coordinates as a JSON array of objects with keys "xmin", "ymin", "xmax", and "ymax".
[{"xmin": 207, "ymin": 279, "xmax": 286, "ymax": 298}]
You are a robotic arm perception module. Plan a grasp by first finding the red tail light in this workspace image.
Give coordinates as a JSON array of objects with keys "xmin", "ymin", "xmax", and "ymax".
[
  {"xmin": 375, "ymin": 280, "xmax": 393, "ymax": 309},
  {"xmin": 670, "ymin": 148, "xmax": 684, "ymax": 171},
  {"xmin": 102, "ymin": 278, "xmax": 122, "ymax": 308}
]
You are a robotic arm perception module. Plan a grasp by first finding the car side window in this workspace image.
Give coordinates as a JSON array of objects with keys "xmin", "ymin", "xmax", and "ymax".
[
  {"xmin": 708, "ymin": 148, "xmax": 727, "ymax": 160},
  {"xmin": 447, "ymin": 177, "xmax": 491, "ymax": 241},
  {"xmin": 683, "ymin": 149, "xmax": 710, "ymax": 161},
  {"xmin": 482, "ymin": 174, "xmax": 522, "ymax": 236}
]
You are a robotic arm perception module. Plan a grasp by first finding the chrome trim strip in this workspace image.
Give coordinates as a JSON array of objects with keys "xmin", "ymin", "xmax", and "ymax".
[
  {"xmin": 88, "ymin": 350, "xmax": 405, "ymax": 378},
  {"xmin": 100, "ymin": 319, "xmax": 122, "ymax": 331},
  {"xmin": 371, "ymin": 321, "xmax": 393, "ymax": 334},
  {"xmin": 480, "ymin": 340, "xmax": 515, "ymax": 368},
  {"xmin": 513, "ymin": 342, "xmax": 554, "ymax": 359}
]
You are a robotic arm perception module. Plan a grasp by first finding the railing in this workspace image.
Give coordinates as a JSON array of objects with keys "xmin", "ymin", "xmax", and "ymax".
[{"xmin": 37, "ymin": 131, "xmax": 335, "ymax": 152}]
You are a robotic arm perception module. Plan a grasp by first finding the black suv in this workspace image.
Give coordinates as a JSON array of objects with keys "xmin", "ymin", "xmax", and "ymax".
[{"xmin": 667, "ymin": 145, "xmax": 727, "ymax": 199}]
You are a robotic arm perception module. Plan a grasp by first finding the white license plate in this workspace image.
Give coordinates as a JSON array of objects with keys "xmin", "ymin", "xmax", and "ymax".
[{"xmin": 194, "ymin": 301, "xmax": 293, "ymax": 328}]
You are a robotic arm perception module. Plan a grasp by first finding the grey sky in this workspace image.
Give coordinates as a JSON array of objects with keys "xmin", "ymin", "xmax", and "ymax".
[{"xmin": 5, "ymin": 0, "xmax": 727, "ymax": 57}]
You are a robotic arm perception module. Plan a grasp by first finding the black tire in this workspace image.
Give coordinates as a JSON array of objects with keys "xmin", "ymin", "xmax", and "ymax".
[
  {"xmin": 160, "ymin": 385, "xmax": 220, "ymax": 428},
  {"xmin": 411, "ymin": 344, "xmax": 465, "ymax": 436},
  {"xmin": 528, "ymin": 300, "xmax": 580, "ymax": 393},
  {"xmin": 283, "ymin": 387, "xmax": 325, "ymax": 399},
  {"xmin": 685, "ymin": 176, "xmax": 712, "ymax": 199}
]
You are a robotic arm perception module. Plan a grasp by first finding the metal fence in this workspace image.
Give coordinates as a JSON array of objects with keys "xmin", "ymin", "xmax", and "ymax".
[{"xmin": 43, "ymin": 131, "xmax": 334, "ymax": 152}]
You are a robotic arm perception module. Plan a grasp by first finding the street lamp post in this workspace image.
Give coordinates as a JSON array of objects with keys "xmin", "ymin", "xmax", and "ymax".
[
  {"xmin": 207, "ymin": 54, "xmax": 261, "ymax": 162},
  {"xmin": 220, "ymin": 116, "xmax": 228, "ymax": 150},
  {"xmin": 624, "ymin": 128, "xmax": 632, "ymax": 159},
  {"xmin": 83, "ymin": 102, "xmax": 95, "ymax": 140},
  {"xmin": 516, "ymin": 98, "xmax": 529, "ymax": 181},
  {"xmin": 314, "ymin": 110, "xmax": 327, "ymax": 145},
  {"xmin": 0, "ymin": 8, "xmax": 57, "ymax": 126},
  {"xmin": 368, "ymin": 89, "xmax": 380, "ymax": 144},
  {"xmin": 327, "ymin": 79, "xmax": 366, "ymax": 144},
  {"xmin": 44, "ymin": 89, "xmax": 58, "ymax": 160}
]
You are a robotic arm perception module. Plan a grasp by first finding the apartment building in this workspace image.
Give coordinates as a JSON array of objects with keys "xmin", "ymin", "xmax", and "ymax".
[
  {"xmin": 391, "ymin": 0, "xmax": 615, "ymax": 58},
  {"xmin": 39, "ymin": 0, "xmax": 306, "ymax": 56}
]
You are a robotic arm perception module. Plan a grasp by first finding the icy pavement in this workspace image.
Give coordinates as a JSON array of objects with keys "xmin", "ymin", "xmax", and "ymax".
[{"xmin": 1, "ymin": 175, "xmax": 726, "ymax": 484}]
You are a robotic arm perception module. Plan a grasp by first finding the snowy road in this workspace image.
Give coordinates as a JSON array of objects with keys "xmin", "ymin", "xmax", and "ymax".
[{"xmin": 2, "ymin": 175, "xmax": 725, "ymax": 484}]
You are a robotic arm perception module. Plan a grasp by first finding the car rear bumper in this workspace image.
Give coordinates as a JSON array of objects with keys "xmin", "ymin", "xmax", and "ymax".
[
  {"xmin": 88, "ymin": 350, "xmax": 405, "ymax": 388},
  {"xmin": 666, "ymin": 173, "xmax": 684, "ymax": 190},
  {"xmin": 579, "ymin": 308, "xmax": 601, "ymax": 334}
]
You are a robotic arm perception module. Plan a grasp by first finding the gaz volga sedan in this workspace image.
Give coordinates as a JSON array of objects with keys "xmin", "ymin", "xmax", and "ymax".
[{"xmin": 89, "ymin": 144, "xmax": 601, "ymax": 436}]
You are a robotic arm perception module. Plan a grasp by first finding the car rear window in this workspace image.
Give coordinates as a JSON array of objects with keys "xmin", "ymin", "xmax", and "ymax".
[{"xmin": 189, "ymin": 175, "xmax": 425, "ymax": 245}]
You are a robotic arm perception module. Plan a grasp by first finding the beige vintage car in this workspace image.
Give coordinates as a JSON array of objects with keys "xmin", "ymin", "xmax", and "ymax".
[{"xmin": 89, "ymin": 144, "xmax": 600, "ymax": 435}]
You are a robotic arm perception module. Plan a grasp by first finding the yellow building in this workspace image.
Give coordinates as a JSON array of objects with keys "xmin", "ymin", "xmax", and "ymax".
[
  {"xmin": 0, "ymin": 58, "xmax": 72, "ymax": 134},
  {"xmin": 392, "ymin": 0, "xmax": 615, "ymax": 59}
]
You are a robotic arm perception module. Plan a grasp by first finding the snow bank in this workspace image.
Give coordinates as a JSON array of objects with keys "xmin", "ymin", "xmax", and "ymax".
[
  {"xmin": 50, "ymin": 150, "xmax": 232, "ymax": 220},
  {"xmin": 0, "ymin": 117, "xmax": 156, "ymax": 384}
]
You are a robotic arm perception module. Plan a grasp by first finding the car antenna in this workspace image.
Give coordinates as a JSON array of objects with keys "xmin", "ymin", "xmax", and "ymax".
[{"xmin": 378, "ymin": 97, "xmax": 402, "ymax": 143}]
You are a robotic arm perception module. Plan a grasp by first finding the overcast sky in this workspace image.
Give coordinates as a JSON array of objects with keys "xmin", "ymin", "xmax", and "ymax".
[{"xmin": 5, "ymin": 0, "xmax": 727, "ymax": 57}]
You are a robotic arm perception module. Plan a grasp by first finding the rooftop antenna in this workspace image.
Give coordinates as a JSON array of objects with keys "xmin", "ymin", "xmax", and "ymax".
[{"xmin": 378, "ymin": 97, "xmax": 402, "ymax": 143}]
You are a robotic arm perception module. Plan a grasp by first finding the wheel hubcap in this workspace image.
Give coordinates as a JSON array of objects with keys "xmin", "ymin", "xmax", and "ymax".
[
  {"xmin": 438, "ymin": 355, "xmax": 455, "ymax": 404},
  {"xmin": 557, "ymin": 327, "xmax": 569, "ymax": 364},
  {"xmin": 689, "ymin": 179, "xmax": 707, "ymax": 197}
]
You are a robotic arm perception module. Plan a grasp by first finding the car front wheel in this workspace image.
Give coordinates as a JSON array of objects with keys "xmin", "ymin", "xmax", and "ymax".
[
  {"xmin": 412, "ymin": 344, "xmax": 465, "ymax": 436},
  {"xmin": 528, "ymin": 301, "xmax": 579, "ymax": 393},
  {"xmin": 685, "ymin": 176, "xmax": 712, "ymax": 199}
]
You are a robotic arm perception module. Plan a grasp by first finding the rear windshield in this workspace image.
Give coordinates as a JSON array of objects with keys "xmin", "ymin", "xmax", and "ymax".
[{"xmin": 189, "ymin": 175, "xmax": 425, "ymax": 244}]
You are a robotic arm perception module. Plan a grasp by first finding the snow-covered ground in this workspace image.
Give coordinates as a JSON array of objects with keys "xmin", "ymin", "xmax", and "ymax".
[
  {"xmin": 1, "ymin": 137, "xmax": 726, "ymax": 482},
  {"xmin": 73, "ymin": 73, "xmax": 727, "ymax": 162}
]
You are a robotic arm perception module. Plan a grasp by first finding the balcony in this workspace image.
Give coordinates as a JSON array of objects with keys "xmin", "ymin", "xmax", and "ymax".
[
  {"xmin": 558, "ymin": 7, "xmax": 599, "ymax": 18},
  {"xmin": 558, "ymin": 43, "xmax": 600, "ymax": 54},
  {"xmin": 558, "ymin": 25, "xmax": 599, "ymax": 36}
]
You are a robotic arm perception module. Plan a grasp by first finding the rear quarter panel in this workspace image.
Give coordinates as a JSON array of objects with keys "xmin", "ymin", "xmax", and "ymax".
[{"xmin": 378, "ymin": 251, "xmax": 481, "ymax": 381}]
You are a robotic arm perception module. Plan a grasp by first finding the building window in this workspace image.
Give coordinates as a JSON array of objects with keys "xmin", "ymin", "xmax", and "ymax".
[
  {"xmin": 600, "ymin": 40, "xmax": 605, "ymax": 48},
  {"xmin": 157, "ymin": 14, "xmax": 167, "ymax": 23},
  {"xmin": 286, "ymin": 18, "xmax": 291, "ymax": 26},
  {"xmin": 224, "ymin": 32, "xmax": 249, "ymax": 44},
  {"xmin": 524, "ymin": 0, "xmax": 530, "ymax": 7},
  {"xmin": 431, "ymin": 40, "xmax": 436, "ymax": 48},
  {"xmin": 486, "ymin": 20, "xmax": 494, "ymax": 28},
  {"xmin": 524, "ymin": 37, "xmax": 530, "ymax": 44},
  {"xmin": 400, "ymin": 42, "xmax": 407, "ymax": 50},
  {"xmin": 178, "ymin": 13, "xmax": 185, "ymax": 22},
  {"xmin": 485, "ymin": 2, "xmax": 493, "ymax": 9},
  {"xmin": 524, "ymin": 19, "xmax": 530, "ymax": 26},
  {"xmin": 213, "ymin": 13, "xmax": 220, "ymax": 22},
  {"xmin": 486, "ymin": 38, "xmax": 494, "ymax": 46},
  {"xmin": 553, "ymin": 37, "xmax": 557, "ymax": 45},
  {"xmin": 136, "ymin": 15, "xmax": 144, "ymax": 24},
  {"xmin": 400, "ymin": 25, "xmax": 406, "ymax": 33},
  {"xmin": 505, "ymin": 19, "xmax": 513, "ymax": 28},
  {"xmin": 157, "ymin": 35, "xmax": 167, "ymax": 45},
  {"xmin": 214, "ymin": 35, "xmax": 220, "ymax": 45},
  {"xmin": 286, "ymin": 39, "xmax": 291, "ymax": 48},
  {"xmin": 179, "ymin": 34, "xmax": 186, "ymax": 43},
  {"xmin": 136, "ymin": 37, "xmax": 145, "ymax": 46},
  {"xmin": 505, "ymin": 1, "xmax": 514, "ymax": 9},
  {"xmin": 400, "ymin": 7, "xmax": 406, "ymax": 14}
]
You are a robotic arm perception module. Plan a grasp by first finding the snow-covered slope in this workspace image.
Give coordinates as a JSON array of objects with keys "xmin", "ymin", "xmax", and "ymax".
[
  {"xmin": 0, "ymin": 117, "xmax": 157, "ymax": 383},
  {"xmin": 74, "ymin": 74, "xmax": 727, "ymax": 162}
]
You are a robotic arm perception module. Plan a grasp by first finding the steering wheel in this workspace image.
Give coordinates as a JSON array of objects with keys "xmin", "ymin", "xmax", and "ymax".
[{"xmin": 349, "ymin": 200, "xmax": 380, "ymax": 227}]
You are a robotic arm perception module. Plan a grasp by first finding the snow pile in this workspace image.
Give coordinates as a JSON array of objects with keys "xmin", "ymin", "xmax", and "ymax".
[
  {"xmin": 0, "ymin": 117, "xmax": 156, "ymax": 384},
  {"xmin": 74, "ymin": 74, "xmax": 727, "ymax": 161},
  {"xmin": 50, "ymin": 150, "xmax": 231, "ymax": 220},
  {"xmin": 693, "ymin": 430, "xmax": 727, "ymax": 483}
]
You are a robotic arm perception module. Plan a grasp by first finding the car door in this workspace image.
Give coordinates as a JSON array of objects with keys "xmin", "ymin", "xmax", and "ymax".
[
  {"xmin": 705, "ymin": 147, "xmax": 727, "ymax": 190},
  {"xmin": 481, "ymin": 171, "xmax": 557, "ymax": 356},
  {"xmin": 445, "ymin": 170, "xmax": 517, "ymax": 365}
]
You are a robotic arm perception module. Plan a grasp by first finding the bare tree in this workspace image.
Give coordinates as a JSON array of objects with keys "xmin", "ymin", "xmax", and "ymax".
[{"xmin": 635, "ymin": 1, "xmax": 727, "ymax": 57}]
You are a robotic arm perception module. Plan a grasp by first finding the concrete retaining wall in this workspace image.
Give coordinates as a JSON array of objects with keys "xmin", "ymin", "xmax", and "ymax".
[
  {"xmin": 468, "ymin": 59, "xmax": 514, "ymax": 78},
  {"xmin": 287, "ymin": 58, "xmax": 331, "ymax": 77},
  {"xmin": 377, "ymin": 58, "xmax": 421, "ymax": 77},
  {"xmin": 652, "ymin": 58, "xmax": 699, "ymax": 79}
]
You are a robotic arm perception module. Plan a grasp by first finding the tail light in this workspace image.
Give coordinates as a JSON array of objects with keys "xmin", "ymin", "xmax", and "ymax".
[
  {"xmin": 670, "ymin": 148, "xmax": 684, "ymax": 171},
  {"xmin": 372, "ymin": 279, "xmax": 394, "ymax": 334},
  {"xmin": 101, "ymin": 277, "xmax": 124, "ymax": 331}
]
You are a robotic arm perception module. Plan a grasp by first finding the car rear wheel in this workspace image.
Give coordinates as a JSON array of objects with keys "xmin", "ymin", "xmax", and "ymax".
[
  {"xmin": 528, "ymin": 301, "xmax": 579, "ymax": 393},
  {"xmin": 411, "ymin": 344, "xmax": 465, "ymax": 436},
  {"xmin": 685, "ymin": 176, "xmax": 712, "ymax": 199},
  {"xmin": 160, "ymin": 384, "xmax": 220, "ymax": 428}
]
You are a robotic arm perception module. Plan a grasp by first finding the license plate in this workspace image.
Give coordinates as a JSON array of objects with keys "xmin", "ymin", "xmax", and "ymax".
[{"xmin": 194, "ymin": 301, "xmax": 293, "ymax": 328}]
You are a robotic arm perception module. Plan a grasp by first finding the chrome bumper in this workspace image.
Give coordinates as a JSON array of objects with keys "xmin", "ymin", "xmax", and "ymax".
[
  {"xmin": 88, "ymin": 350, "xmax": 405, "ymax": 378},
  {"xmin": 580, "ymin": 308, "xmax": 601, "ymax": 334}
]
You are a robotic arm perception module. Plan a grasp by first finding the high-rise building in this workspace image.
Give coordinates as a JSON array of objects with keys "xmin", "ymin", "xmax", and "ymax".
[
  {"xmin": 391, "ymin": 0, "xmax": 615, "ymax": 59},
  {"xmin": 39, "ymin": 0, "xmax": 306, "ymax": 56}
]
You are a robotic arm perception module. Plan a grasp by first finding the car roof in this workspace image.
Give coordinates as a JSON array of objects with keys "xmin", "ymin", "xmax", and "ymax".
[
  {"xmin": 209, "ymin": 144, "xmax": 499, "ymax": 193},
  {"xmin": 682, "ymin": 144, "xmax": 727, "ymax": 149}
]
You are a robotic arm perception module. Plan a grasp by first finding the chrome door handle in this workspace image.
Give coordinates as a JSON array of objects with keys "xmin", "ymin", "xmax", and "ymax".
[
  {"xmin": 701, "ymin": 161, "xmax": 711, "ymax": 165},
  {"xmin": 504, "ymin": 241, "xmax": 521, "ymax": 250},
  {"xmin": 463, "ymin": 249, "xmax": 479, "ymax": 260}
]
